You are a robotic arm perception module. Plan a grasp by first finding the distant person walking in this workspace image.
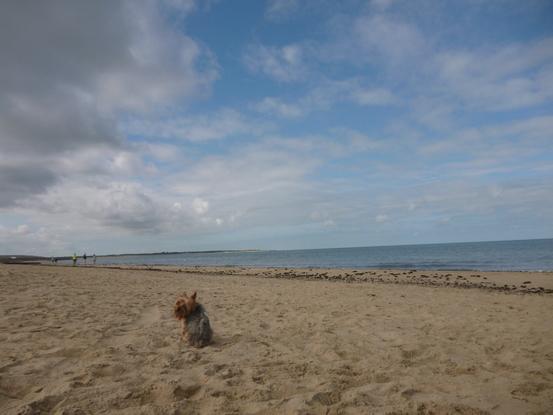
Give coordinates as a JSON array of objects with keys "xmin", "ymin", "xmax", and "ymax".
[
  {"xmin": 93, "ymin": 254, "xmax": 97, "ymax": 265},
  {"xmin": 72, "ymin": 253, "xmax": 77, "ymax": 266},
  {"xmin": 83, "ymin": 253, "xmax": 87, "ymax": 265}
]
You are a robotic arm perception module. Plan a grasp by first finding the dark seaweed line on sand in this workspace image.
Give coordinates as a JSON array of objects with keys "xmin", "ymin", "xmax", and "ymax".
[{"xmin": 13, "ymin": 263, "xmax": 553, "ymax": 295}]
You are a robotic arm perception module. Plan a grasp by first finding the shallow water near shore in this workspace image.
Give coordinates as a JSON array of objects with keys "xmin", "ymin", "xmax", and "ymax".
[{"xmin": 84, "ymin": 238, "xmax": 553, "ymax": 271}]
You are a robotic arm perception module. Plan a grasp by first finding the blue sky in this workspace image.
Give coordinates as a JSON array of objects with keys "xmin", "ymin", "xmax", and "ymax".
[{"xmin": 0, "ymin": 0, "xmax": 552, "ymax": 255}]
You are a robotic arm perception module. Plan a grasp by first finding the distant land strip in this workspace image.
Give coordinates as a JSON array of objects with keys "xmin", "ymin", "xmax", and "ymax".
[{"xmin": 0, "ymin": 250, "xmax": 260, "ymax": 263}]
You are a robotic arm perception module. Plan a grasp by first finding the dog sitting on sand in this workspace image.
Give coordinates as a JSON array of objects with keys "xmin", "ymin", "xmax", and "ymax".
[{"xmin": 173, "ymin": 291, "xmax": 212, "ymax": 348}]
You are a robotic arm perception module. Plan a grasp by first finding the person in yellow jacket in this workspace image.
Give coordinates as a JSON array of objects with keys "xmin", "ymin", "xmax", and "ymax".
[{"xmin": 72, "ymin": 253, "xmax": 77, "ymax": 266}]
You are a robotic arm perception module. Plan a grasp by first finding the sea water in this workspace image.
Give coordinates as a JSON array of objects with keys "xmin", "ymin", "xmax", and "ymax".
[{"xmin": 89, "ymin": 238, "xmax": 553, "ymax": 271}]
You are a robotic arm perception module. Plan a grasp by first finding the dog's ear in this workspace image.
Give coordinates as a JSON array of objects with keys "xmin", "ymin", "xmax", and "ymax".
[{"xmin": 191, "ymin": 291, "xmax": 197, "ymax": 300}]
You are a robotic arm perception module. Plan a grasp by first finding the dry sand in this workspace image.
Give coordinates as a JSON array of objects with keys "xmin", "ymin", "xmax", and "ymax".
[{"xmin": 1, "ymin": 264, "xmax": 552, "ymax": 415}]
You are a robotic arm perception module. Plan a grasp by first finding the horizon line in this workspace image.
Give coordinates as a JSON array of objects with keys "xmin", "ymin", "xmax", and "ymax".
[{"xmin": 2, "ymin": 236, "xmax": 551, "ymax": 259}]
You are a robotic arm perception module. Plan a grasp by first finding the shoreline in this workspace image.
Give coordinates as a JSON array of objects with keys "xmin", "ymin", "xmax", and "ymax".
[
  {"xmin": 30, "ymin": 263, "xmax": 553, "ymax": 294},
  {"xmin": 53, "ymin": 261, "xmax": 553, "ymax": 273}
]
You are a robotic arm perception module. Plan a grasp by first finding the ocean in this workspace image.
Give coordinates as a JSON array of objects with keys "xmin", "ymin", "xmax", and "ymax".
[{"xmin": 85, "ymin": 238, "xmax": 553, "ymax": 271}]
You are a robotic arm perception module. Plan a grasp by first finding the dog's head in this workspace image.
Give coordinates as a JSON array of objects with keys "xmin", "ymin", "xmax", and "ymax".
[{"xmin": 174, "ymin": 291, "xmax": 197, "ymax": 320}]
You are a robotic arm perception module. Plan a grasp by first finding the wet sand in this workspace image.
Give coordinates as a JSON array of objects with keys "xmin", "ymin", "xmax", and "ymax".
[{"xmin": 1, "ymin": 264, "xmax": 552, "ymax": 414}]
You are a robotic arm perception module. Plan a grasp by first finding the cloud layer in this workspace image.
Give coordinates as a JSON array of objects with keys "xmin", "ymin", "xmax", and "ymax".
[
  {"xmin": 1, "ymin": 0, "xmax": 552, "ymax": 255},
  {"xmin": 0, "ymin": 0, "xmax": 217, "ymax": 207}
]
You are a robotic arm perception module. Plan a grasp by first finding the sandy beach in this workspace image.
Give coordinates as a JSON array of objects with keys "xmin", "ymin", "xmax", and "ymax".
[{"xmin": 1, "ymin": 264, "xmax": 552, "ymax": 415}]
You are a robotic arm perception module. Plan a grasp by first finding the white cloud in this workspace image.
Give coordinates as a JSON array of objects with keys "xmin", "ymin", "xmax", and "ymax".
[
  {"xmin": 375, "ymin": 214, "xmax": 389, "ymax": 223},
  {"xmin": 265, "ymin": 0, "xmax": 299, "ymax": 21},
  {"xmin": 4, "ymin": 120, "xmax": 553, "ymax": 254},
  {"xmin": 192, "ymin": 197, "xmax": 210, "ymax": 215},
  {"xmin": 2, "ymin": 1, "xmax": 553, "ymax": 254},
  {"xmin": 135, "ymin": 142, "xmax": 183, "ymax": 162},
  {"xmin": 435, "ymin": 37, "xmax": 553, "ymax": 111},
  {"xmin": 255, "ymin": 79, "xmax": 398, "ymax": 118},
  {"xmin": 351, "ymin": 87, "xmax": 398, "ymax": 106},
  {"xmin": 94, "ymin": 2, "xmax": 218, "ymax": 113},
  {"xmin": 14, "ymin": 224, "xmax": 30, "ymax": 235},
  {"xmin": 0, "ymin": 135, "xmax": 325, "ymax": 251},
  {"xmin": 0, "ymin": 0, "xmax": 218, "ymax": 207},
  {"xmin": 352, "ymin": 14, "xmax": 426, "ymax": 65},
  {"xmin": 33, "ymin": 182, "xmax": 163, "ymax": 232},
  {"xmin": 310, "ymin": 210, "xmax": 336, "ymax": 227},
  {"xmin": 419, "ymin": 115, "xmax": 553, "ymax": 157},
  {"xmin": 0, "ymin": 223, "xmax": 66, "ymax": 255},
  {"xmin": 317, "ymin": 10, "xmax": 553, "ymax": 118},
  {"xmin": 244, "ymin": 43, "xmax": 307, "ymax": 82},
  {"xmin": 162, "ymin": 0, "xmax": 197, "ymax": 14},
  {"xmin": 261, "ymin": 130, "xmax": 383, "ymax": 159},
  {"xmin": 123, "ymin": 109, "xmax": 269, "ymax": 141},
  {"xmin": 255, "ymin": 97, "xmax": 305, "ymax": 118}
]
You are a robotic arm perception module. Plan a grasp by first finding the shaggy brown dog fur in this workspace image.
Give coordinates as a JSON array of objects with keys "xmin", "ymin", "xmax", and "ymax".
[{"xmin": 173, "ymin": 292, "xmax": 212, "ymax": 348}]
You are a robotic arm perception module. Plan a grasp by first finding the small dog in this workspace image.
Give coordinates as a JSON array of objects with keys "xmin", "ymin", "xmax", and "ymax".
[{"xmin": 173, "ymin": 291, "xmax": 212, "ymax": 348}]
